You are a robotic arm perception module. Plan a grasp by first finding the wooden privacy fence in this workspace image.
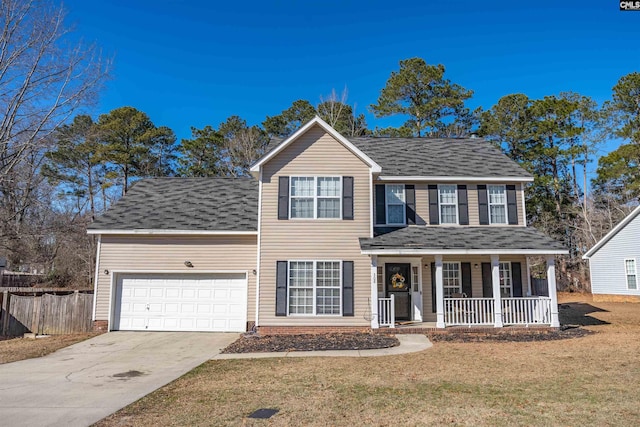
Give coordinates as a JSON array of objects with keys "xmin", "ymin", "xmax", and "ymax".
[
  {"xmin": 0, "ymin": 289, "xmax": 93, "ymax": 336},
  {"xmin": 0, "ymin": 271, "xmax": 43, "ymax": 287},
  {"xmin": 531, "ymin": 278, "xmax": 549, "ymax": 296}
]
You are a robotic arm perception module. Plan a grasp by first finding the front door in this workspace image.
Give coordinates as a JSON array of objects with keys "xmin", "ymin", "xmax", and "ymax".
[{"xmin": 385, "ymin": 263, "xmax": 411, "ymax": 321}]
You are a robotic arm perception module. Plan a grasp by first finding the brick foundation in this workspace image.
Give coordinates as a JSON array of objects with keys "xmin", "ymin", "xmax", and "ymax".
[
  {"xmin": 257, "ymin": 326, "xmax": 371, "ymax": 335},
  {"xmin": 593, "ymin": 294, "xmax": 640, "ymax": 303},
  {"xmin": 93, "ymin": 320, "xmax": 108, "ymax": 331}
]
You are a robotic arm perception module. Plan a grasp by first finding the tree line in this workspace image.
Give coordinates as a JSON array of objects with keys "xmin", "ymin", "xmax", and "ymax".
[{"xmin": 1, "ymin": 1, "xmax": 638, "ymax": 290}]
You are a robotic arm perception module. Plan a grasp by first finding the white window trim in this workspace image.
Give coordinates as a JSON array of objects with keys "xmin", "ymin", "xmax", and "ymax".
[
  {"xmin": 289, "ymin": 176, "xmax": 342, "ymax": 220},
  {"xmin": 385, "ymin": 184, "xmax": 406, "ymax": 226},
  {"xmin": 499, "ymin": 261, "xmax": 513, "ymax": 297},
  {"xmin": 488, "ymin": 184, "xmax": 508, "ymax": 225},
  {"xmin": 438, "ymin": 184, "xmax": 458, "ymax": 225},
  {"xmin": 442, "ymin": 261, "xmax": 462, "ymax": 297},
  {"xmin": 287, "ymin": 260, "xmax": 342, "ymax": 316},
  {"xmin": 624, "ymin": 258, "xmax": 638, "ymax": 290}
]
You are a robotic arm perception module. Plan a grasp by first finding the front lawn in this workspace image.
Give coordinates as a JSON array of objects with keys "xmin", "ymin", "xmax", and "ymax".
[
  {"xmin": 0, "ymin": 333, "xmax": 100, "ymax": 364},
  {"xmin": 96, "ymin": 294, "xmax": 640, "ymax": 426}
]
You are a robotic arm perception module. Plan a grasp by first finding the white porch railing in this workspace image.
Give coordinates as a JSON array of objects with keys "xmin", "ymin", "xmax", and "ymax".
[
  {"xmin": 378, "ymin": 294, "xmax": 395, "ymax": 328},
  {"xmin": 444, "ymin": 297, "xmax": 553, "ymax": 326},
  {"xmin": 444, "ymin": 298, "xmax": 494, "ymax": 326},
  {"xmin": 501, "ymin": 297, "xmax": 552, "ymax": 325}
]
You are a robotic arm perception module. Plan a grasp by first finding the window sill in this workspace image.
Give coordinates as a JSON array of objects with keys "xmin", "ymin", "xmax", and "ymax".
[{"xmin": 287, "ymin": 314, "xmax": 343, "ymax": 317}]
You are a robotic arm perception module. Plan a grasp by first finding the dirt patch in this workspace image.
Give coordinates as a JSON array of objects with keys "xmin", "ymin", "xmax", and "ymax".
[{"xmin": 222, "ymin": 332, "xmax": 399, "ymax": 353}]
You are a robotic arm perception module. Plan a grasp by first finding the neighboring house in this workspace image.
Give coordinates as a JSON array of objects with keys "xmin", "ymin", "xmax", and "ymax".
[
  {"xmin": 88, "ymin": 117, "xmax": 567, "ymax": 333},
  {"xmin": 583, "ymin": 205, "xmax": 640, "ymax": 302}
]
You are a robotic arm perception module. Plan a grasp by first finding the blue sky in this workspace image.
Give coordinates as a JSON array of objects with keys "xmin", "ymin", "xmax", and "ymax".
[{"xmin": 65, "ymin": 0, "xmax": 639, "ymax": 172}]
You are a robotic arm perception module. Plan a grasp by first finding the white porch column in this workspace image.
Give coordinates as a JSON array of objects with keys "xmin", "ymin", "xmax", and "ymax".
[
  {"xmin": 435, "ymin": 255, "xmax": 445, "ymax": 328},
  {"xmin": 370, "ymin": 256, "xmax": 379, "ymax": 329},
  {"xmin": 525, "ymin": 256, "xmax": 532, "ymax": 296},
  {"xmin": 491, "ymin": 255, "xmax": 503, "ymax": 327},
  {"xmin": 546, "ymin": 256, "xmax": 560, "ymax": 327}
]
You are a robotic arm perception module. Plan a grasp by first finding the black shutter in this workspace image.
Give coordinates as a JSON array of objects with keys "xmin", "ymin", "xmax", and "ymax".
[
  {"xmin": 342, "ymin": 261, "xmax": 354, "ymax": 316},
  {"xmin": 428, "ymin": 185, "xmax": 439, "ymax": 225},
  {"xmin": 276, "ymin": 261, "xmax": 288, "ymax": 316},
  {"xmin": 458, "ymin": 185, "xmax": 469, "ymax": 225},
  {"xmin": 506, "ymin": 185, "xmax": 518, "ymax": 225},
  {"xmin": 461, "ymin": 262, "xmax": 472, "ymax": 297},
  {"xmin": 481, "ymin": 262, "xmax": 492, "ymax": 297},
  {"xmin": 431, "ymin": 262, "xmax": 436, "ymax": 313},
  {"xmin": 478, "ymin": 184, "xmax": 489, "ymax": 225},
  {"xmin": 342, "ymin": 177, "xmax": 354, "ymax": 220},
  {"xmin": 405, "ymin": 184, "xmax": 416, "ymax": 225},
  {"xmin": 278, "ymin": 177, "xmax": 289, "ymax": 220},
  {"xmin": 512, "ymin": 262, "xmax": 523, "ymax": 297},
  {"xmin": 375, "ymin": 185, "xmax": 386, "ymax": 225}
]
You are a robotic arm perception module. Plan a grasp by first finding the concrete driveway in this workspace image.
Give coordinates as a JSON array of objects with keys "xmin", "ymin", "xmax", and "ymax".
[{"xmin": 0, "ymin": 331, "xmax": 238, "ymax": 427}]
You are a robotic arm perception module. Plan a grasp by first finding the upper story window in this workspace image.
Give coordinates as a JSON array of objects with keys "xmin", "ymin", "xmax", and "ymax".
[
  {"xmin": 625, "ymin": 259, "xmax": 637, "ymax": 290},
  {"xmin": 385, "ymin": 184, "xmax": 406, "ymax": 225},
  {"xmin": 438, "ymin": 185, "xmax": 458, "ymax": 224},
  {"xmin": 290, "ymin": 177, "xmax": 341, "ymax": 219},
  {"xmin": 488, "ymin": 185, "xmax": 507, "ymax": 224}
]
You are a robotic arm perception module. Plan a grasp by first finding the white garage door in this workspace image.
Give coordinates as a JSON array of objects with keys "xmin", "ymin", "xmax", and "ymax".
[{"xmin": 113, "ymin": 273, "xmax": 247, "ymax": 332}]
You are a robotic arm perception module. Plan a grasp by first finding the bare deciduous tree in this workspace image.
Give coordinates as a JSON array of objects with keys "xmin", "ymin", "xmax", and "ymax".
[
  {"xmin": 0, "ymin": 0, "xmax": 107, "ymax": 282},
  {"xmin": 0, "ymin": 0, "xmax": 108, "ymax": 187}
]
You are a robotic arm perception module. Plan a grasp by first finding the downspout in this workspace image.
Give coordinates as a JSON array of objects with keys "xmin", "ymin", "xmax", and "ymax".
[
  {"xmin": 91, "ymin": 234, "xmax": 101, "ymax": 321},
  {"xmin": 254, "ymin": 169, "xmax": 263, "ymax": 329}
]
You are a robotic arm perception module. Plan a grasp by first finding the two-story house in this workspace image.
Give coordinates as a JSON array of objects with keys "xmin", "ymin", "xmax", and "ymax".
[{"xmin": 88, "ymin": 117, "xmax": 566, "ymax": 333}]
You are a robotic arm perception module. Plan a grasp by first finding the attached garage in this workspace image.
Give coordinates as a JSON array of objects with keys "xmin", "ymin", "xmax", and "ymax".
[{"xmin": 112, "ymin": 273, "xmax": 248, "ymax": 332}]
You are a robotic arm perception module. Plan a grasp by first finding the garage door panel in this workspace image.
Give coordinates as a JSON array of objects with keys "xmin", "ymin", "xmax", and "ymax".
[
  {"xmin": 115, "ymin": 274, "xmax": 247, "ymax": 332},
  {"xmin": 198, "ymin": 289, "xmax": 211, "ymax": 298},
  {"xmin": 133, "ymin": 288, "xmax": 148, "ymax": 298},
  {"xmin": 197, "ymin": 303, "xmax": 212, "ymax": 313},
  {"xmin": 148, "ymin": 303, "xmax": 162, "ymax": 313},
  {"xmin": 166, "ymin": 288, "xmax": 180, "ymax": 298}
]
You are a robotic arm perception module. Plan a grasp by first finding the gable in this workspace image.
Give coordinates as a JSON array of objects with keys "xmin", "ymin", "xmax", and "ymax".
[
  {"xmin": 584, "ymin": 206, "xmax": 640, "ymax": 259},
  {"xmin": 250, "ymin": 116, "xmax": 380, "ymax": 174},
  {"xmin": 262, "ymin": 124, "xmax": 372, "ymax": 177}
]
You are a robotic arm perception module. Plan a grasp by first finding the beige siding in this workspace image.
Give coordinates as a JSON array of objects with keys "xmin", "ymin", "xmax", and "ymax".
[
  {"xmin": 95, "ymin": 235, "xmax": 257, "ymax": 324},
  {"xmin": 467, "ymin": 184, "xmax": 479, "ymax": 225},
  {"xmin": 517, "ymin": 184, "xmax": 526, "ymax": 225},
  {"xmin": 374, "ymin": 180, "xmax": 526, "ymax": 226},
  {"xmin": 259, "ymin": 124, "xmax": 372, "ymax": 326},
  {"xmin": 420, "ymin": 255, "xmax": 529, "ymax": 322},
  {"xmin": 414, "ymin": 184, "xmax": 428, "ymax": 225}
]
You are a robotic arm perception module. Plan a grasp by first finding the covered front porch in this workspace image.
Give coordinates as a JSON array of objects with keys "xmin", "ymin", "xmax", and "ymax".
[{"xmin": 359, "ymin": 227, "xmax": 568, "ymax": 329}]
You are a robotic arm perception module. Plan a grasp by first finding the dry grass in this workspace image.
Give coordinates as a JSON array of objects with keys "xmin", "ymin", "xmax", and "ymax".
[
  {"xmin": 0, "ymin": 333, "xmax": 100, "ymax": 364},
  {"xmin": 97, "ymin": 294, "xmax": 640, "ymax": 426}
]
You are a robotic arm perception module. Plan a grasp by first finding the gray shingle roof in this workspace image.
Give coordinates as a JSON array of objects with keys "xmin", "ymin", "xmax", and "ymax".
[
  {"xmin": 349, "ymin": 137, "xmax": 532, "ymax": 178},
  {"xmin": 260, "ymin": 135, "xmax": 531, "ymax": 179},
  {"xmin": 88, "ymin": 177, "xmax": 258, "ymax": 232},
  {"xmin": 360, "ymin": 226, "xmax": 567, "ymax": 253}
]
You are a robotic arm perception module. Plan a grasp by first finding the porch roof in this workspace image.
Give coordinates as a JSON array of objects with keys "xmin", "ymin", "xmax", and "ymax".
[{"xmin": 360, "ymin": 226, "xmax": 568, "ymax": 255}]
